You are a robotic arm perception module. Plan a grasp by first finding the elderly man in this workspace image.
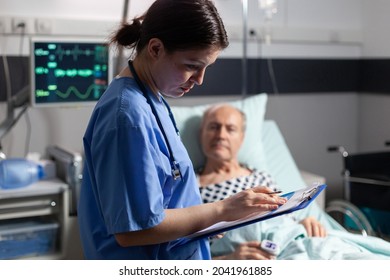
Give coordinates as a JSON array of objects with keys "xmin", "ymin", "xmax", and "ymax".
[{"xmin": 197, "ymin": 104, "xmax": 326, "ymax": 260}]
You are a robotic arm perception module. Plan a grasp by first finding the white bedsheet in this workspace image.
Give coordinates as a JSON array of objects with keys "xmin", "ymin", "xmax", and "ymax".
[{"xmin": 210, "ymin": 207, "xmax": 390, "ymax": 260}]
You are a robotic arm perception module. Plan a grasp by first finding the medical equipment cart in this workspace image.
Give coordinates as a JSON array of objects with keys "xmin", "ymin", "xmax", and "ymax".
[{"xmin": 0, "ymin": 179, "xmax": 69, "ymax": 259}]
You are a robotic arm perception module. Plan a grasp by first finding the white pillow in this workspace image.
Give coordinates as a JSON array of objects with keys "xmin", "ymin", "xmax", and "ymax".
[{"xmin": 171, "ymin": 93, "xmax": 268, "ymax": 171}]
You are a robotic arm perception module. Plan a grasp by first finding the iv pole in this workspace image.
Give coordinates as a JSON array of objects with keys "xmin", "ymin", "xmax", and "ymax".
[
  {"xmin": 0, "ymin": 56, "xmax": 29, "ymax": 145},
  {"xmin": 115, "ymin": 0, "xmax": 131, "ymax": 74},
  {"xmin": 241, "ymin": 0, "xmax": 278, "ymax": 98},
  {"xmin": 241, "ymin": 0, "xmax": 249, "ymax": 98}
]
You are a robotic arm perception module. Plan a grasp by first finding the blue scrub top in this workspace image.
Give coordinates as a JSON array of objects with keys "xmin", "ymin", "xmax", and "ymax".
[{"xmin": 78, "ymin": 77, "xmax": 211, "ymax": 260}]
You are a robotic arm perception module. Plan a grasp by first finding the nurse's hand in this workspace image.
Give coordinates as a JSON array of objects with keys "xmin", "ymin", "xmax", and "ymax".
[{"xmin": 218, "ymin": 186, "xmax": 286, "ymax": 222}]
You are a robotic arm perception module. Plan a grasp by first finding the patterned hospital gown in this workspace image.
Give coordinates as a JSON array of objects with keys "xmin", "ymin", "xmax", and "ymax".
[{"xmin": 198, "ymin": 169, "xmax": 275, "ymax": 204}]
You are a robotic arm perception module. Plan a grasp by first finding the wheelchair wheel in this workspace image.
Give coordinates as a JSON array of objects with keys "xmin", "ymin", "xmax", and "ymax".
[{"xmin": 326, "ymin": 199, "xmax": 376, "ymax": 237}]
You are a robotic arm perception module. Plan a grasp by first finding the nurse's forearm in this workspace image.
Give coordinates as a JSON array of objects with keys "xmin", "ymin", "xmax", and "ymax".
[
  {"xmin": 114, "ymin": 200, "xmax": 224, "ymax": 247},
  {"xmin": 115, "ymin": 186, "xmax": 285, "ymax": 247}
]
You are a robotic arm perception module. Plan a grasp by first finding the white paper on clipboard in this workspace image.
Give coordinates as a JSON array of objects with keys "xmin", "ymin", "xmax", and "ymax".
[{"xmin": 183, "ymin": 184, "xmax": 325, "ymax": 241}]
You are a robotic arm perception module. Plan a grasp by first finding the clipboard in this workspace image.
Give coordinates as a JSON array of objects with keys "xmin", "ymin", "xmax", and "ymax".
[{"xmin": 179, "ymin": 184, "xmax": 326, "ymax": 245}]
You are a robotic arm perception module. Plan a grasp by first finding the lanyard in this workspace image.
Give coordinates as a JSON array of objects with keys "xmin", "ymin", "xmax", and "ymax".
[{"xmin": 128, "ymin": 60, "xmax": 182, "ymax": 180}]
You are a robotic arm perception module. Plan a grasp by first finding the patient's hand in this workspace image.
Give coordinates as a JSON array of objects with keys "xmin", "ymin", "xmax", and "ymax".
[
  {"xmin": 300, "ymin": 217, "xmax": 327, "ymax": 237},
  {"xmin": 213, "ymin": 241, "xmax": 275, "ymax": 260},
  {"xmin": 209, "ymin": 232, "xmax": 225, "ymax": 240}
]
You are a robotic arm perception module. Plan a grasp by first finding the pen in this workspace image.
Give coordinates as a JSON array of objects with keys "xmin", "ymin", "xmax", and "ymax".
[{"xmin": 268, "ymin": 190, "xmax": 282, "ymax": 195}]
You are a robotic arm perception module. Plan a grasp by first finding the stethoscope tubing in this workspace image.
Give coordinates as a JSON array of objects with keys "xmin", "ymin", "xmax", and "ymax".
[{"xmin": 128, "ymin": 60, "xmax": 182, "ymax": 180}]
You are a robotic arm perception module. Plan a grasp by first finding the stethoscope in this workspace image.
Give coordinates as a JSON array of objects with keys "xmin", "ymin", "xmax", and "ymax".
[{"xmin": 128, "ymin": 60, "xmax": 182, "ymax": 180}]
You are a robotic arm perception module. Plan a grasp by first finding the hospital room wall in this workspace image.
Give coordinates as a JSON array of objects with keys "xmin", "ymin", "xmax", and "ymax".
[
  {"xmin": 1, "ymin": 0, "xmax": 389, "ymax": 204},
  {"xmin": 358, "ymin": 1, "xmax": 390, "ymax": 153}
]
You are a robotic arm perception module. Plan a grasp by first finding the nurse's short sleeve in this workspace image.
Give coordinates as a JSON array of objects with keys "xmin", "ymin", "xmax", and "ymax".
[{"xmin": 92, "ymin": 120, "xmax": 166, "ymax": 234}]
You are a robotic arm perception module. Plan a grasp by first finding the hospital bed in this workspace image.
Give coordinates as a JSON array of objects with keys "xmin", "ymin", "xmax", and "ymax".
[
  {"xmin": 172, "ymin": 93, "xmax": 390, "ymax": 259},
  {"xmin": 172, "ymin": 93, "xmax": 332, "ymax": 221}
]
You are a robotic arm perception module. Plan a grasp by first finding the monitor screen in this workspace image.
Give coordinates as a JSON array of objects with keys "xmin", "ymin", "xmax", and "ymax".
[{"xmin": 30, "ymin": 37, "xmax": 113, "ymax": 107}]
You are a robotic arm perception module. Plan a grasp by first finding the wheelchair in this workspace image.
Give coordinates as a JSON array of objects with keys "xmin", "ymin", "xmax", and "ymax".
[{"xmin": 326, "ymin": 144, "xmax": 390, "ymax": 239}]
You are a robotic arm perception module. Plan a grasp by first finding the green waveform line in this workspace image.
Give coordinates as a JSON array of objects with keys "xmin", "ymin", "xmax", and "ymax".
[
  {"xmin": 55, "ymin": 84, "xmax": 102, "ymax": 100},
  {"xmin": 55, "ymin": 45, "xmax": 95, "ymax": 61},
  {"xmin": 35, "ymin": 44, "xmax": 108, "ymax": 63}
]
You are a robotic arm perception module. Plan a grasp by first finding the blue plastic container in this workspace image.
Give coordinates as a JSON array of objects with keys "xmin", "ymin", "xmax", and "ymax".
[{"xmin": 0, "ymin": 158, "xmax": 44, "ymax": 189}]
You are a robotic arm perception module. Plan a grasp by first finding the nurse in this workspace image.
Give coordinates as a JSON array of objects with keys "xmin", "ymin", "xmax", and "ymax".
[{"xmin": 78, "ymin": 0, "xmax": 286, "ymax": 260}]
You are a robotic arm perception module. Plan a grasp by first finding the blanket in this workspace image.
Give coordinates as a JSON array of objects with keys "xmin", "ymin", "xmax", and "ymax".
[{"xmin": 210, "ymin": 203, "xmax": 390, "ymax": 260}]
